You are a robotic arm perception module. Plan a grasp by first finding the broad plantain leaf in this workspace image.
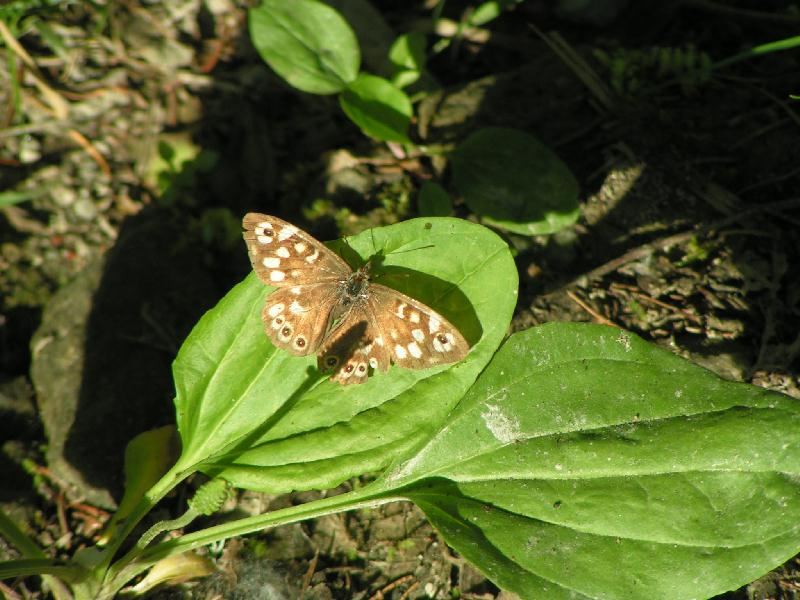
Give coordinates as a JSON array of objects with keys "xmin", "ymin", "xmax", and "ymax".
[
  {"xmin": 173, "ymin": 218, "xmax": 516, "ymax": 492},
  {"xmin": 451, "ymin": 127, "xmax": 580, "ymax": 235},
  {"xmin": 249, "ymin": 0, "xmax": 359, "ymax": 95},
  {"xmin": 390, "ymin": 323, "xmax": 800, "ymax": 599}
]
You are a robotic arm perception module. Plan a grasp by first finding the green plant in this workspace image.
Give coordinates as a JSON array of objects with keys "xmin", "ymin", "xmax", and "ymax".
[
  {"xmin": 248, "ymin": 0, "xmax": 580, "ymax": 235},
  {"xmin": 593, "ymin": 34, "xmax": 800, "ymax": 96},
  {"xmin": 1, "ymin": 217, "xmax": 799, "ymax": 599}
]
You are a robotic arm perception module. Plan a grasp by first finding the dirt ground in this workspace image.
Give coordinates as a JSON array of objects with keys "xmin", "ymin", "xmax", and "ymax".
[{"xmin": 1, "ymin": 1, "xmax": 799, "ymax": 598}]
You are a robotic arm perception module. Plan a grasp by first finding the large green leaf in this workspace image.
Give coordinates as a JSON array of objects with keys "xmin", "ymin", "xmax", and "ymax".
[
  {"xmin": 249, "ymin": 0, "xmax": 360, "ymax": 95},
  {"xmin": 339, "ymin": 73, "xmax": 413, "ymax": 143},
  {"xmin": 173, "ymin": 218, "xmax": 516, "ymax": 492},
  {"xmin": 451, "ymin": 127, "xmax": 580, "ymax": 235},
  {"xmin": 393, "ymin": 323, "xmax": 800, "ymax": 599}
]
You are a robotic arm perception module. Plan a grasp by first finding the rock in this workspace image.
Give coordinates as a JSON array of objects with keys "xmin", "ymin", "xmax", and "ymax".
[{"xmin": 30, "ymin": 211, "xmax": 220, "ymax": 508}]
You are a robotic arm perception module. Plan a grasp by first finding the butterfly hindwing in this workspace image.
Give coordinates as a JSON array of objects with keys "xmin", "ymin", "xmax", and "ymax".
[
  {"xmin": 317, "ymin": 312, "xmax": 392, "ymax": 385},
  {"xmin": 243, "ymin": 213, "xmax": 350, "ymax": 287}
]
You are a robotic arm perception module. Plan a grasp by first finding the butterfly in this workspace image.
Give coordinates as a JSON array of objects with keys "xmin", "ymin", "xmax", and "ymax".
[{"xmin": 242, "ymin": 213, "xmax": 470, "ymax": 384}]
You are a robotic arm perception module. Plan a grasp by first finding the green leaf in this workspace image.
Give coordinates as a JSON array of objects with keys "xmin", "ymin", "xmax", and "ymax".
[
  {"xmin": 173, "ymin": 218, "xmax": 516, "ymax": 492},
  {"xmin": 248, "ymin": 0, "xmax": 360, "ymax": 95},
  {"xmin": 451, "ymin": 127, "xmax": 580, "ymax": 235},
  {"xmin": 392, "ymin": 323, "xmax": 800, "ymax": 599},
  {"xmin": 468, "ymin": 0, "xmax": 523, "ymax": 27},
  {"xmin": 99, "ymin": 426, "xmax": 179, "ymax": 545},
  {"xmin": 469, "ymin": 1, "xmax": 502, "ymax": 26},
  {"xmin": 388, "ymin": 32, "xmax": 426, "ymax": 88},
  {"xmin": 417, "ymin": 181, "xmax": 452, "ymax": 217},
  {"xmin": 0, "ymin": 188, "xmax": 47, "ymax": 207},
  {"xmin": 339, "ymin": 73, "xmax": 413, "ymax": 143}
]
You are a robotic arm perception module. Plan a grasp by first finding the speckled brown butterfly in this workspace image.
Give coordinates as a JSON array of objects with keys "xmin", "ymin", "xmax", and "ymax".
[{"xmin": 243, "ymin": 213, "xmax": 469, "ymax": 384}]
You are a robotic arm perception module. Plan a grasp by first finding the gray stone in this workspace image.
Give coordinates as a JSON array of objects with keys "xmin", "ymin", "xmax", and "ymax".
[{"xmin": 30, "ymin": 212, "xmax": 220, "ymax": 508}]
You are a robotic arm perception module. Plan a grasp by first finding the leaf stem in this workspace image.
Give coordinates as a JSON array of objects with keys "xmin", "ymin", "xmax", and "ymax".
[{"xmin": 104, "ymin": 482, "xmax": 402, "ymax": 595}]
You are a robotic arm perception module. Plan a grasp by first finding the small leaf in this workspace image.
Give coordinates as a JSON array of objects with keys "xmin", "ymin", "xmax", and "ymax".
[
  {"xmin": 129, "ymin": 552, "xmax": 216, "ymax": 595},
  {"xmin": 173, "ymin": 218, "xmax": 516, "ymax": 493},
  {"xmin": 469, "ymin": 1, "xmax": 502, "ymax": 26},
  {"xmin": 388, "ymin": 32, "xmax": 426, "ymax": 88},
  {"xmin": 469, "ymin": 0, "xmax": 523, "ymax": 26},
  {"xmin": 451, "ymin": 127, "xmax": 580, "ymax": 235},
  {"xmin": 99, "ymin": 426, "xmax": 179, "ymax": 546},
  {"xmin": 417, "ymin": 181, "xmax": 452, "ymax": 217},
  {"xmin": 0, "ymin": 190, "xmax": 37, "ymax": 207},
  {"xmin": 339, "ymin": 73, "xmax": 413, "ymax": 143},
  {"xmin": 249, "ymin": 0, "xmax": 360, "ymax": 95},
  {"xmin": 393, "ymin": 323, "xmax": 800, "ymax": 599}
]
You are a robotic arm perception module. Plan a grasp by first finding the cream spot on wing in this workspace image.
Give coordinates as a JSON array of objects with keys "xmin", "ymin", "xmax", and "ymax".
[
  {"xmin": 375, "ymin": 336, "xmax": 384, "ymax": 346},
  {"xmin": 276, "ymin": 247, "xmax": 290, "ymax": 258},
  {"xmin": 394, "ymin": 303, "xmax": 407, "ymax": 319},
  {"xmin": 428, "ymin": 316, "xmax": 441, "ymax": 333},
  {"xmin": 294, "ymin": 242, "xmax": 307, "ymax": 254},
  {"xmin": 369, "ymin": 357, "xmax": 378, "ymax": 369},
  {"xmin": 410, "ymin": 311, "xmax": 420, "ymax": 323},
  {"xmin": 257, "ymin": 221, "xmax": 273, "ymax": 230},
  {"xmin": 394, "ymin": 345, "xmax": 408, "ymax": 359},
  {"xmin": 271, "ymin": 315, "xmax": 285, "ymax": 330},
  {"xmin": 407, "ymin": 341, "xmax": 422, "ymax": 358},
  {"xmin": 290, "ymin": 270, "xmax": 301, "ymax": 278},
  {"xmin": 278, "ymin": 225, "xmax": 298, "ymax": 241},
  {"xmin": 411, "ymin": 329, "xmax": 425, "ymax": 343},
  {"xmin": 262, "ymin": 256, "xmax": 280, "ymax": 268},
  {"xmin": 267, "ymin": 303, "xmax": 285, "ymax": 318},
  {"xmin": 289, "ymin": 300, "xmax": 305, "ymax": 314},
  {"xmin": 290, "ymin": 286, "xmax": 301, "ymax": 295},
  {"xmin": 390, "ymin": 330, "xmax": 398, "ymax": 340},
  {"xmin": 270, "ymin": 270, "xmax": 285, "ymax": 282},
  {"xmin": 257, "ymin": 235, "xmax": 272, "ymax": 245},
  {"xmin": 305, "ymin": 248, "xmax": 319, "ymax": 263}
]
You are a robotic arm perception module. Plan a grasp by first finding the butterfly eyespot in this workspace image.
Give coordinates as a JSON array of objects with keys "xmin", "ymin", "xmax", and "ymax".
[
  {"xmin": 294, "ymin": 337, "xmax": 306, "ymax": 349},
  {"xmin": 325, "ymin": 356, "xmax": 339, "ymax": 368},
  {"xmin": 344, "ymin": 364, "xmax": 355, "ymax": 373},
  {"xmin": 278, "ymin": 323, "xmax": 293, "ymax": 341},
  {"xmin": 271, "ymin": 315, "xmax": 285, "ymax": 329},
  {"xmin": 436, "ymin": 333, "xmax": 448, "ymax": 344},
  {"xmin": 356, "ymin": 364, "xmax": 367, "ymax": 375}
]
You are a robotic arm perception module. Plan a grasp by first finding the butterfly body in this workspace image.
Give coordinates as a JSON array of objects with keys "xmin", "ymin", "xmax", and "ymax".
[{"xmin": 243, "ymin": 213, "xmax": 469, "ymax": 384}]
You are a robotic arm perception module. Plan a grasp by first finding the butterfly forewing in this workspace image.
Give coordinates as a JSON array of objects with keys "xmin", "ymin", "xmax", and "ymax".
[
  {"xmin": 367, "ymin": 284, "xmax": 469, "ymax": 369},
  {"xmin": 243, "ymin": 213, "xmax": 350, "ymax": 286},
  {"xmin": 244, "ymin": 213, "xmax": 351, "ymax": 355}
]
